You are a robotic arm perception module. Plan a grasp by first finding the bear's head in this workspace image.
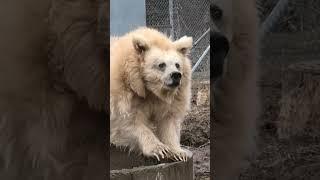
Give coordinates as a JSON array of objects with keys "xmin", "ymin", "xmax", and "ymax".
[
  {"xmin": 129, "ymin": 28, "xmax": 193, "ymax": 103},
  {"xmin": 210, "ymin": 0, "xmax": 232, "ymax": 82}
]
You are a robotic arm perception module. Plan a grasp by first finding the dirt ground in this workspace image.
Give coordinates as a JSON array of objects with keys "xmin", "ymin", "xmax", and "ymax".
[
  {"xmin": 182, "ymin": 59, "xmax": 320, "ymax": 180},
  {"xmin": 239, "ymin": 61, "xmax": 320, "ymax": 180},
  {"xmin": 182, "ymin": 106, "xmax": 210, "ymax": 180},
  {"xmin": 240, "ymin": 130, "xmax": 320, "ymax": 180},
  {"xmin": 181, "ymin": 79, "xmax": 210, "ymax": 180}
]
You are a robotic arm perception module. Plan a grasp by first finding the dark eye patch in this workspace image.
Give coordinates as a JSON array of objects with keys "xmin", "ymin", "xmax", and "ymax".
[
  {"xmin": 175, "ymin": 63, "xmax": 180, "ymax": 69},
  {"xmin": 158, "ymin": 62, "xmax": 166, "ymax": 69},
  {"xmin": 210, "ymin": 4, "xmax": 223, "ymax": 21}
]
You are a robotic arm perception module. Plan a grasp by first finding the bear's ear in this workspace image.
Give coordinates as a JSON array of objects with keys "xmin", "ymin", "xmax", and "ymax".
[
  {"xmin": 174, "ymin": 36, "xmax": 193, "ymax": 55},
  {"xmin": 132, "ymin": 35, "xmax": 149, "ymax": 54}
]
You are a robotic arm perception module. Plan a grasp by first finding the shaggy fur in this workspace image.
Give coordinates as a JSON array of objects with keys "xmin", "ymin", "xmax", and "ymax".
[
  {"xmin": 211, "ymin": 0, "xmax": 260, "ymax": 179},
  {"xmin": 110, "ymin": 27, "xmax": 193, "ymax": 161},
  {"xmin": 0, "ymin": 0, "xmax": 108, "ymax": 179}
]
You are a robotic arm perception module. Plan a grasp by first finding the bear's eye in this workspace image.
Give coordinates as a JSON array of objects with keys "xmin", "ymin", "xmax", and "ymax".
[
  {"xmin": 158, "ymin": 63, "xmax": 166, "ymax": 69},
  {"xmin": 175, "ymin": 63, "xmax": 180, "ymax": 69}
]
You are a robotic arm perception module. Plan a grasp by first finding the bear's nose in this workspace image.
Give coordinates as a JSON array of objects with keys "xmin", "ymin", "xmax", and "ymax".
[{"xmin": 171, "ymin": 72, "xmax": 182, "ymax": 81}]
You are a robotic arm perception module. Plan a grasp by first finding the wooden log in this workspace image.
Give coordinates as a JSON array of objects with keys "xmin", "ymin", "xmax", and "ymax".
[
  {"xmin": 277, "ymin": 61, "xmax": 320, "ymax": 139},
  {"xmin": 110, "ymin": 146, "xmax": 194, "ymax": 180}
]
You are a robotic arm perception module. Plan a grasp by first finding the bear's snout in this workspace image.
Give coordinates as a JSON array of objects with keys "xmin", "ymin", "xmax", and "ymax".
[{"xmin": 168, "ymin": 71, "xmax": 182, "ymax": 87}]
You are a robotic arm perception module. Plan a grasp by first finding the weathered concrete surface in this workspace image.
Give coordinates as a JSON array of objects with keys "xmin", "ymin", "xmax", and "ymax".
[{"xmin": 110, "ymin": 146, "xmax": 194, "ymax": 180}]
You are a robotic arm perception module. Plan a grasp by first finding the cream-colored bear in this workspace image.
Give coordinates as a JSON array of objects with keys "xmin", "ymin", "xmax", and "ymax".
[
  {"xmin": 211, "ymin": 0, "xmax": 260, "ymax": 179},
  {"xmin": 110, "ymin": 27, "xmax": 193, "ymax": 161}
]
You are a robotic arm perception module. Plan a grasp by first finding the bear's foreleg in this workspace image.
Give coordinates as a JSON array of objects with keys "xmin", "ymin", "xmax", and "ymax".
[
  {"xmin": 113, "ymin": 110, "xmax": 172, "ymax": 161},
  {"xmin": 157, "ymin": 117, "xmax": 190, "ymax": 161},
  {"xmin": 135, "ymin": 111, "xmax": 174, "ymax": 161}
]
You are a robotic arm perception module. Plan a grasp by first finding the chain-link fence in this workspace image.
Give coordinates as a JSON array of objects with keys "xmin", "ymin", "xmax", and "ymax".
[{"xmin": 146, "ymin": 0, "xmax": 210, "ymax": 80}]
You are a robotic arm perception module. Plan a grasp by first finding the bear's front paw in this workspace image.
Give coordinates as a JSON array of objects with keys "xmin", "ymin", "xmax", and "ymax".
[
  {"xmin": 170, "ymin": 147, "xmax": 193, "ymax": 162},
  {"xmin": 141, "ymin": 142, "xmax": 172, "ymax": 161}
]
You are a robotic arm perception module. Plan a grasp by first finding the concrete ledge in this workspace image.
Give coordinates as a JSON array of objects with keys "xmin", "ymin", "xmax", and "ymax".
[{"xmin": 110, "ymin": 146, "xmax": 194, "ymax": 180}]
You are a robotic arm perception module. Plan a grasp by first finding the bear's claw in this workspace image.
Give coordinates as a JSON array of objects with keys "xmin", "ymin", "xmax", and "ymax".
[
  {"xmin": 169, "ymin": 148, "xmax": 192, "ymax": 162},
  {"xmin": 143, "ymin": 142, "xmax": 172, "ymax": 161}
]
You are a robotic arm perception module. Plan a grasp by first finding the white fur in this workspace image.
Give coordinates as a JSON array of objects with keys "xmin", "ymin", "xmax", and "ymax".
[
  {"xmin": 110, "ymin": 27, "xmax": 193, "ymax": 161},
  {"xmin": 212, "ymin": 0, "xmax": 260, "ymax": 179}
]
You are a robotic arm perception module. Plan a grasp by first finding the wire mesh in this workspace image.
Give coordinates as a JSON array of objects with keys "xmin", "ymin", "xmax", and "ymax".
[{"xmin": 146, "ymin": 0, "xmax": 210, "ymax": 79}]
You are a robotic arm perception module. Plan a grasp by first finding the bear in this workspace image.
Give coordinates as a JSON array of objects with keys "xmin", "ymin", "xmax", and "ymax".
[
  {"xmin": 110, "ymin": 27, "xmax": 193, "ymax": 161},
  {"xmin": 210, "ymin": 0, "xmax": 260, "ymax": 179},
  {"xmin": 0, "ymin": 0, "xmax": 108, "ymax": 179}
]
